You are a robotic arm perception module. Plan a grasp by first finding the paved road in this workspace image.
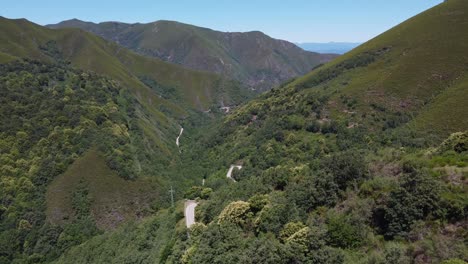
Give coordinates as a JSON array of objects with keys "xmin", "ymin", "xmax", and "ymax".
[
  {"xmin": 184, "ymin": 165, "xmax": 241, "ymax": 228},
  {"xmin": 176, "ymin": 127, "xmax": 184, "ymax": 148},
  {"xmin": 226, "ymin": 165, "xmax": 242, "ymax": 182},
  {"xmin": 185, "ymin": 200, "xmax": 198, "ymax": 228}
]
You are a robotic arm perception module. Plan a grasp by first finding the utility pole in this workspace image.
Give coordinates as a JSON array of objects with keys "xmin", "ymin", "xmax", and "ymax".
[{"xmin": 169, "ymin": 186, "xmax": 175, "ymax": 207}]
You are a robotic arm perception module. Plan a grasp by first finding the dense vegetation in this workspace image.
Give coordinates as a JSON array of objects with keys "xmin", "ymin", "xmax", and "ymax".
[
  {"xmin": 0, "ymin": 60, "xmax": 194, "ymax": 263},
  {"xmin": 50, "ymin": 110, "xmax": 468, "ymax": 263},
  {"xmin": 161, "ymin": 104, "xmax": 466, "ymax": 263},
  {"xmin": 53, "ymin": 1, "xmax": 468, "ymax": 263},
  {"xmin": 0, "ymin": 14, "xmax": 252, "ymax": 263},
  {"xmin": 1, "ymin": 0, "xmax": 468, "ymax": 263}
]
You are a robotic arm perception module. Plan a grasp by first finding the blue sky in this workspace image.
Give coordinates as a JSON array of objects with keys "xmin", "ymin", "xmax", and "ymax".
[{"xmin": 2, "ymin": 0, "xmax": 443, "ymax": 43}]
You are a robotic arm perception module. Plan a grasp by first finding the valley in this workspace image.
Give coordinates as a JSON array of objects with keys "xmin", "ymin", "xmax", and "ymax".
[{"xmin": 0, "ymin": 0, "xmax": 467, "ymax": 263}]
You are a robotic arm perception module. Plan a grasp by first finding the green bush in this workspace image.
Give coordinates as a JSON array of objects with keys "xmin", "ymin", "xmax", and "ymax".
[{"xmin": 217, "ymin": 201, "xmax": 252, "ymax": 227}]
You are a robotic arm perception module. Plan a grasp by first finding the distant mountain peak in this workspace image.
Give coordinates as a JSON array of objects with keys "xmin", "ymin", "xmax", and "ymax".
[{"xmin": 297, "ymin": 42, "xmax": 362, "ymax": 54}]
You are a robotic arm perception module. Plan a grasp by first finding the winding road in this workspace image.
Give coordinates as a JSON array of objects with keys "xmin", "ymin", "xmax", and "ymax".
[
  {"xmin": 183, "ymin": 165, "xmax": 243, "ymax": 228},
  {"xmin": 180, "ymin": 124, "xmax": 241, "ymax": 228},
  {"xmin": 176, "ymin": 126, "xmax": 198, "ymax": 228},
  {"xmin": 227, "ymin": 165, "xmax": 242, "ymax": 182},
  {"xmin": 184, "ymin": 200, "xmax": 198, "ymax": 228},
  {"xmin": 176, "ymin": 127, "xmax": 184, "ymax": 151}
]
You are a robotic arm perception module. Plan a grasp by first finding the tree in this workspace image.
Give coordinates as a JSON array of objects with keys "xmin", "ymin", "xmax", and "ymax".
[
  {"xmin": 323, "ymin": 150, "xmax": 368, "ymax": 190},
  {"xmin": 218, "ymin": 201, "xmax": 252, "ymax": 227},
  {"xmin": 382, "ymin": 170, "xmax": 443, "ymax": 238},
  {"xmin": 280, "ymin": 222, "xmax": 306, "ymax": 242}
]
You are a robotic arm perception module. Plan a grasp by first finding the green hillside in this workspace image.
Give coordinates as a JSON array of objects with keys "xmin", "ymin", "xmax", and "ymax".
[
  {"xmin": 0, "ymin": 17, "xmax": 250, "ymax": 263},
  {"xmin": 0, "ymin": 60, "xmax": 186, "ymax": 262},
  {"xmin": 42, "ymin": 1, "xmax": 468, "ymax": 263},
  {"xmin": 48, "ymin": 19, "xmax": 337, "ymax": 91},
  {"xmin": 0, "ymin": 17, "xmax": 252, "ymax": 112},
  {"xmin": 180, "ymin": 0, "xmax": 467, "ymax": 261},
  {"xmin": 1, "ymin": 1, "xmax": 468, "ymax": 263},
  {"xmin": 46, "ymin": 149, "xmax": 158, "ymax": 230},
  {"xmin": 288, "ymin": 0, "xmax": 468, "ymax": 136}
]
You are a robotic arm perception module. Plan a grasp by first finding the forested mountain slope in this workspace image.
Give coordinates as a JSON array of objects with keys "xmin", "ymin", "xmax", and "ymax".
[
  {"xmin": 0, "ymin": 61, "xmax": 181, "ymax": 262},
  {"xmin": 50, "ymin": 1, "xmax": 467, "ymax": 263},
  {"xmin": 0, "ymin": 17, "xmax": 252, "ymax": 113},
  {"xmin": 0, "ymin": 17, "xmax": 250, "ymax": 263},
  {"xmin": 48, "ymin": 19, "xmax": 337, "ymax": 91}
]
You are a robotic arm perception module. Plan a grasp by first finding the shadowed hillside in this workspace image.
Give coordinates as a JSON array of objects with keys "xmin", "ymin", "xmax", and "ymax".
[{"xmin": 48, "ymin": 19, "xmax": 337, "ymax": 91}]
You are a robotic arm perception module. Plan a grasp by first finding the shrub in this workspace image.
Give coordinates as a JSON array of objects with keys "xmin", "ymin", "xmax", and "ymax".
[
  {"xmin": 441, "ymin": 259, "xmax": 467, "ymax": 264},
  {"xmin": 281, "ymin": 115, "xmax": 305, "ymax": 130},
  {"xmin": 287, "ymin": 226, "xmax": 326, "ymax": 251},
  {"xmin": 184, "ymin": 186, "xmax": 213, "ymax": 200},
  {"xmin": 306, "ymin": 120, "xmax": 321, "ymax": 133},
  {"xmin": 189, "ymin": 223, "xmax": 207, "ymax": 238},
  {"xmin": 326, "ymin": 212, "xmax": 363, "ymax": 248},
  {"xmin": 200, "ymin": 188, "xmax": 213, "ymax": 199},
  {"xmin": 248, "ymin": 194, "xmax": 269, "ymax": 213},
  {"xmin": 261, "ymin": 166, "xmax": 290, "ymax": 190},
  {"xmin": 383, "ymin": 242, "xmax": 411, "ymax": 264},
  {"xmin": 436, "ymin": 131, "xmax": 468, "ymax": 154}
]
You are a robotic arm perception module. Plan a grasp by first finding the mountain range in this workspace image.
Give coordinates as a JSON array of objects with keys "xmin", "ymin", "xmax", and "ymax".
[
  {"xmin": 0, "ymin": 0, "xmax": 467, "ymax": 263},
  {"xmin": 297, "ymin": 42, "xmax": 361, "ymax": 54},
  {"xmin": 47, "ymin": 19, "xmax": 337, "ymax": 91}
]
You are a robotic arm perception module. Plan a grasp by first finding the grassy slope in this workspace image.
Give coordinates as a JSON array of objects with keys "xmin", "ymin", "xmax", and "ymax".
[
  {"xmin": 46, "ymin": 149, "xmax": 159, "ymax": 230},
  {"xmin": 287, "ymin": 0, "xmax": 468, "ymax": 136}
]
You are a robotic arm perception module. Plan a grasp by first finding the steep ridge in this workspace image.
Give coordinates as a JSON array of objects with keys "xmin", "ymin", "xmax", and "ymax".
[
  {"xmin": 287, "ymin": 0, "xmax": 468, "ymax": 136},
  {"xmin": 48, "ymin": 19, "xmax": 337, "ymax": 91}
]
